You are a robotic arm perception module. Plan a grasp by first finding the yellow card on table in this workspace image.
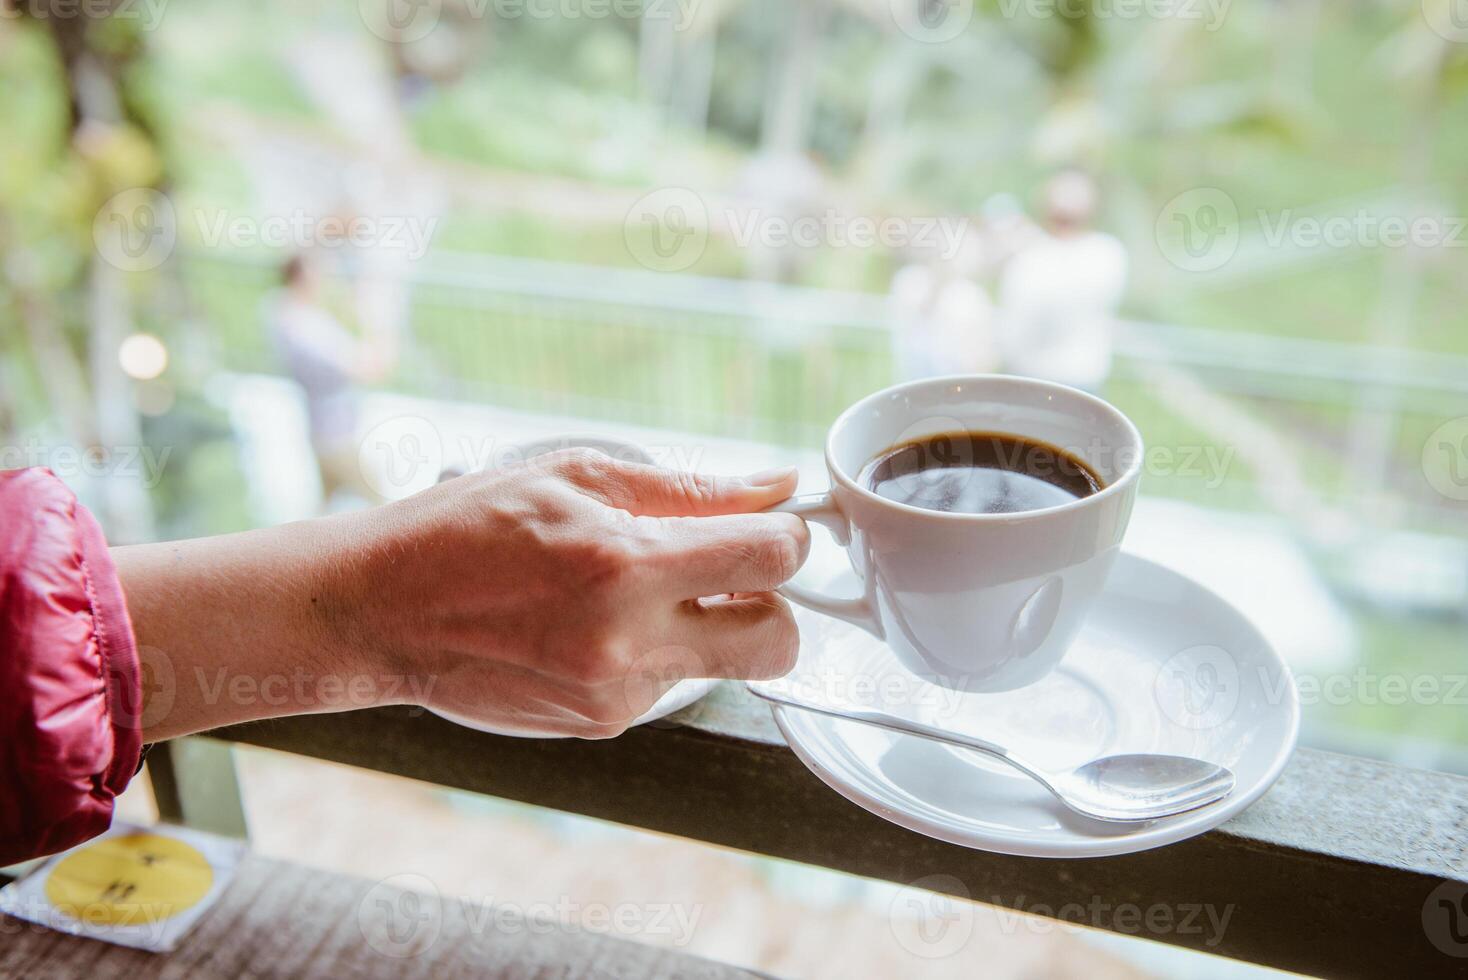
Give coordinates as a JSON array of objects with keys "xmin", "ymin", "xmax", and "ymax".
[{"xmin": 0, "ymin": 822, "xmax": 245, "ymax": 952}]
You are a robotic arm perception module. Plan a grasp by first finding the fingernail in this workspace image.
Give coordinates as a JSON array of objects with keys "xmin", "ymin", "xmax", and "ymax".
[{"xmin": 745, "ymin": 466, "xmax": 797, "ymax": 487}]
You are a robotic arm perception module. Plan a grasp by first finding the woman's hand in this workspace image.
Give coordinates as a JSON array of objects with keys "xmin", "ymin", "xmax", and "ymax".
[{"xmin": 115, "ymin": 449, "xmax": 808, "ymax": 741}]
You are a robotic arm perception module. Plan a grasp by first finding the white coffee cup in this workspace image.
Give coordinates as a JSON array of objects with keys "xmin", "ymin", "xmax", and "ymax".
[{"xmin": 770, "ymin": 375, "xmax": 1143, "ymax": 693}]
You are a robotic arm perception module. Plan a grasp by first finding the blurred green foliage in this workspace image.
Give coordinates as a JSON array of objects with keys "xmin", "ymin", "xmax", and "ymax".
[{"xmin": 2, "ymin": 0, "xmax": 1466, "ymax": 756}]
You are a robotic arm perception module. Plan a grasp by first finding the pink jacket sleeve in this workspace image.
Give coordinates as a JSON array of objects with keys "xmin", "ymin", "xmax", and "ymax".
[{"xmin": 1, "ymin": 468, "xmax": 143, "ymax": 865}]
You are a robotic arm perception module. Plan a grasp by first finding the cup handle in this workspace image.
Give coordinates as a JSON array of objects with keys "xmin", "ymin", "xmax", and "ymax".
[{"xmin": 766, "ymin": 493, "xmax": 884, "ymax": 638}]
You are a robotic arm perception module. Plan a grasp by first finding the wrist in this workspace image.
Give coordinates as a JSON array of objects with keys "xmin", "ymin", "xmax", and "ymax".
[
  {"xmin": 306, "ymin": 506, "xmax": 439, "ymax": 708},
  {"xmin": 293, "ymin": 510, "xmax": 395, "ymax": 690}
]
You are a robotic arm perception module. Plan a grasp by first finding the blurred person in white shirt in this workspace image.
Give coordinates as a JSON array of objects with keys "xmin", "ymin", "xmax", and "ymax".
[
  {"xmin": 888, "ymin": 229, "xmax": 996, "ymax": 382},
  {"xmin": 265, "ymin": 252, "xmax": 394, "ymax": 506},
  {"xmin": 997, "ymin": 171, "xmax": 1127, "ymax": 394}
]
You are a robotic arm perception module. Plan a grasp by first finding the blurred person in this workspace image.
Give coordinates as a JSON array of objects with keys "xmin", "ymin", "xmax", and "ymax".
[
  {"xmin": 265, "ymin": 252, "xmax": 393, "ymax": 506},
  {"xmin": 973, "ymin": 192, "xmax": 1044, "ymax": 274},
  {"xmin": 888, "ymin": 233, "xmax": 996, "ymax": 381},
  {"xmin": 0, "ymin": 454, "xmax": 807, "ymax": 864},
  {"xmin": 996, "ymin": 171, "xmax": 1128, "ymax": 394}
]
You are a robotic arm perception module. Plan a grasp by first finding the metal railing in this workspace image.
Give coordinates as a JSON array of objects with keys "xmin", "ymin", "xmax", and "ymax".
[{"xmin": 182, "ymin": 248, "xmax": 1468, "ymax": 532}]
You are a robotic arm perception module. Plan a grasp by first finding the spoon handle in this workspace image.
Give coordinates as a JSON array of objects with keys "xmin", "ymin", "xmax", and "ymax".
[{"xmin": 747, "ymin": 682, "xmax": 1019, "ymax": 767}]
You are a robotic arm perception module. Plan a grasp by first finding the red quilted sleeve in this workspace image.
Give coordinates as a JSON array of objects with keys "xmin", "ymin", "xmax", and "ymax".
[{"xmin": 0, "ymin": 468, "xmax": 143, "ymax": 864}]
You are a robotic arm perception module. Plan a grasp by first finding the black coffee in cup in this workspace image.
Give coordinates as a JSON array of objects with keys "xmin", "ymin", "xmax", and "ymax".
[{"xmin": 859, "ymin": 431, "xmax": 1103, "ymax": 515}]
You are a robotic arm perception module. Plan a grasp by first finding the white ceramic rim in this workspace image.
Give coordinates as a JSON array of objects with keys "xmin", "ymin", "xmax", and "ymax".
[
  {"xmin": 824, "ymin": 374, "xmax": 1146, "ymax": 524},
  {"xmin": 770, "ymin": 553, "xmax": 1302, "ymax": 858}
]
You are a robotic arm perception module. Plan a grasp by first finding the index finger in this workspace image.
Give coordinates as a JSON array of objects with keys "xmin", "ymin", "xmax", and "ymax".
[
  {"xmin": 649, "ymin": 511, "xmax": 811, "ymax": 599},
  {"xmin": 546, "ymin": 448, "xmax": 800, "ymax": 517}
]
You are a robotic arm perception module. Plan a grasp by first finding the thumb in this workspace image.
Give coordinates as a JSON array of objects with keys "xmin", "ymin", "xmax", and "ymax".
[{"xmin": 555, "ymin": 451, "xmax": 800, "ymax": 517}]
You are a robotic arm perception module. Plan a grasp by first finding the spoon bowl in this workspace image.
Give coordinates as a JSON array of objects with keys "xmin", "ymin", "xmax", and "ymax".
[{"xmin": 1054, "ymin": 754, "xmax": 1238, "ymax": 823}]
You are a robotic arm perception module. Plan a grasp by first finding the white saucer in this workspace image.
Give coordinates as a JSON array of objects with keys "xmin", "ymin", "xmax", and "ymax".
[
  {"xmin": 763, "ymin": 552, "xmax": 1300, "ymax": 858},
  {"xmin": 432, "ymin": 677, "xmax": 717, "ymax": 736}
]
